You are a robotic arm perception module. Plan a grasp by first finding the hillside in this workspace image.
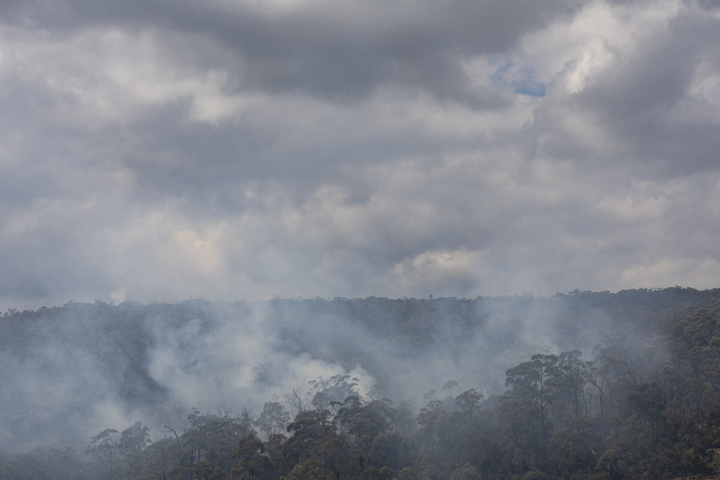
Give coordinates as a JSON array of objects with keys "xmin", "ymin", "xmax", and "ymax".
[{"xmin": 2, "ymin": 288, "xmax": 720, "ymax": 479}]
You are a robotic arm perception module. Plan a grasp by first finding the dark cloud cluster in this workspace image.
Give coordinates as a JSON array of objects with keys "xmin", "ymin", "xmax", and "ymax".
[{"xmin": 2, "ymin": 0, "xmax": 581, "ymax": 103}]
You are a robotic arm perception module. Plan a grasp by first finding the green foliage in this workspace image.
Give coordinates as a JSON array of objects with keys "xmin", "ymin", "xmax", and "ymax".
[
  {"xmin": 256, "ymin": 402, "xmax": 290, "ymax": 438},
  {"xmin": 521, "ymin": 470, "xmax": 548, "ymax": 480},
  {"xmin": 448, "ymin": 464, "xmax": 479, "ymax": 480},
  {"xmin": 547, "ymin": 418, "xmax": 600, "ymax": 477},
  {"xmin": 285, "ymin": 458, "xmax": 333, "ymax": 480},
  {"xmin": 454, "ymin": 390, "xmax": 483, "ymax": 420}
]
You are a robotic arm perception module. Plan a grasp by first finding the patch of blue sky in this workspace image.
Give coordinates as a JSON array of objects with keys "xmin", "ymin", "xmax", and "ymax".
[
  {"xmin": 514, "ymin": 83, "xmax": 546, "ymax": 97},
  {"xmin": 490, "ymin": 57, "xmax": 547, "ymax": 98}
]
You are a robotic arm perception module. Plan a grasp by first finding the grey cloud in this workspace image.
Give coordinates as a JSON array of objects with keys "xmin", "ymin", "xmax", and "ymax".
[
  {"xmin": 527, "ymin": 5, "xmax": 720, "ymax": 175},
  {"xmin": 698, "ymin": 0, "xmax": 720, "ymax": 10},
  {"xmin": 0, "ymin": 0, "xmax": 719, "ymax": 307},
  {"xmin": 580, "ymin": 12, "xmax": 720, "ymax": 173},
  {"xmin": 3, "ymin": 0, "xmax": 581, "ymax": 106}
]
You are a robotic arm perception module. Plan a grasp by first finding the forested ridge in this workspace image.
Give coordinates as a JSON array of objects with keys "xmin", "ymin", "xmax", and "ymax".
[{"xmin": 3, "ymin": 288, "xmax": 720, "ymax": 479}]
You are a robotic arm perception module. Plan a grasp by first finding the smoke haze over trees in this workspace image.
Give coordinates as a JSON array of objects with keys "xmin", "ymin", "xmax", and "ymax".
[{"xmin": 3, "ymin": 288, "xmax": 720, "ymax": 479}]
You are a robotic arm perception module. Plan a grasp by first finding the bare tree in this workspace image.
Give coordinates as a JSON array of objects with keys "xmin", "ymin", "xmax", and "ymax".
[{"xmin": 283, "ymin": 375, "xmax": 309, "ymax": 414}]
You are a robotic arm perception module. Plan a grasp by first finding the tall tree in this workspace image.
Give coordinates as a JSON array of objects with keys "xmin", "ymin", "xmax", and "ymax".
[
  {"xmin": 86, "ymin": 429, "xmax": 121, "ymax": 480},
  {"xmin": 455, "ymin": 389, "xmax": 484, "ymax": 421},
  {"xmin": 505, "ymin": 354, "xmax": 564, "ymax": 451},
  {"xmin": 256, "ymin": 402, "xmax": 291, "ymax": 438},
  {"xmin": 119, "ymin": 422, "xmax": 151, "ymax": 480}
]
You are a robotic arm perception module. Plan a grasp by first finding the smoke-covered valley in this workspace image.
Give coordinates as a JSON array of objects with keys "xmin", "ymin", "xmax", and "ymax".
[{"xmin": 1, "ymin": 287, "xmax": 713, "ymax": 454}]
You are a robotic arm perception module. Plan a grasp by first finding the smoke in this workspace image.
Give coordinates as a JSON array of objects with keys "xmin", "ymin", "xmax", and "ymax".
[{"xmin": 0, "ymin": 292, "xmax": 674, "ymax": 452}]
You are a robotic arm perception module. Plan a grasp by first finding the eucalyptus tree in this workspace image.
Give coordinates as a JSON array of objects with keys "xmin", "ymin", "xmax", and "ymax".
[
  {"xmin": 504, "ymin": 354, "xmax": 565, "ymax": 452},
  {"xmin": 86, "ymin": 429, "xmax": 121, "ymax": 480}
]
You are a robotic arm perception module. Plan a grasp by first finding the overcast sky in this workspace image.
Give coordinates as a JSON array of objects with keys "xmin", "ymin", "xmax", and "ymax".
[{"xmin": 0, "ymin": 0, "xmax": 718, "ymax": 310}]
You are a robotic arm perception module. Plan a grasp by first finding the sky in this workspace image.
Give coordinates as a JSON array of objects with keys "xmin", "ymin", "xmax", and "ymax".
[{"xmin": 0, "ymin": 0, "xmax": 719, "ymax": 310}]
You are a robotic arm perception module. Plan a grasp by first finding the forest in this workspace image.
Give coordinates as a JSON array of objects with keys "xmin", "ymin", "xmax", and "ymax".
[{"xmin": 2, "ymin": 287, "xmax": 720, "ymax": 480}]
